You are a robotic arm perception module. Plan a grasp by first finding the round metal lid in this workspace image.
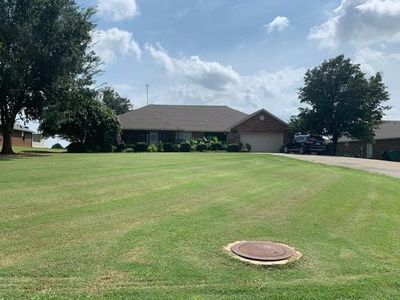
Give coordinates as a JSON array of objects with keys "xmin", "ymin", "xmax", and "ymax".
[{"xmin": 231, "ymin": 241, "xmax": 295, "ymax": 261}]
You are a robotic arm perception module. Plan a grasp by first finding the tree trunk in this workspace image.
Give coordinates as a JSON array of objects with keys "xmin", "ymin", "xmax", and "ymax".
[
  {"xmin": 331, "ymin": 135, "xmax": 339, "ymax": 156},
  {"xmin": 0, "ymin": 117, "xmax": 15, "ymax": 155}
]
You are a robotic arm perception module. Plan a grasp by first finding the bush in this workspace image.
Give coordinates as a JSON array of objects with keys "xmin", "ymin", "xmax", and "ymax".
[
  {"xmin": 246, "ymin": 143, "xmax": 252, "ymax": 152},
  {"xmin": 67, "ymin": 142, "xmax": 87, "ymax": 153},
  {"xmin": 163, "ymin": 142, "xmax": 175, "ymax": 152},
  {"xmin": 126, "ymin": 148, "xmax": 134, "ymax": 153},
  {"xmin": 51, "ymin": 143, "xmax": 64, "ymax": 149},
  {"xmin": 157, "ymin": 141, "xmax": 164, "ymax": 152},
  {"xmin": 210, "ymin": 142, "xmax": 223, "ymax": 151},
  {"xmin": 180, "ymin": 142, "xmax": 191, "ymax": 152},
  {"xmin": 116, "ymin": 143, "xmax": 126, "ymax": 152},
  {"xmin": 196, "ymin": 143, "xmax": 207, "ymax": 152},
  {"xmin": 147, "ymin": 144, "xmax": 158, "ymax": 152},
  {"xmin": 101, "ymin": 143, "xmax": 114, "ymax": 153},
  {"xmin": 227, "ymin": 143, "xmax": 240, "ymax": 152},
  {"xmin": 135, "ymin": 142, "xmax": 148, "ymax": 152}
]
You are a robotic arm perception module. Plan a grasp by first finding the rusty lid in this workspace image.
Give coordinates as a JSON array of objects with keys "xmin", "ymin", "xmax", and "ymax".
[{"xmin": 231, "ymin": 241, "xmax": 295, "ymax": 261}]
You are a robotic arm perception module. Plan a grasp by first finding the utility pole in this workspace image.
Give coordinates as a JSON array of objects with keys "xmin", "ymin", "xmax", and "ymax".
[{"xmin": 146, "ymin": 84, "xmax": 149, "ymax": 105}]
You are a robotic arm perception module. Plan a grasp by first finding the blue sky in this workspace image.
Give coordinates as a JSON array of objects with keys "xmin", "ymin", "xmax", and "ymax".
[{"xmin": 33, "ymin": 0, "xmax": 400, "ymax": 146}]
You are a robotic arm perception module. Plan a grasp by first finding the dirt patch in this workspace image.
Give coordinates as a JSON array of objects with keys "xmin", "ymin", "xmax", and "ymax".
[{"xmin": 88, "ymin": 269, "xmax": 129, "ymax": 295}]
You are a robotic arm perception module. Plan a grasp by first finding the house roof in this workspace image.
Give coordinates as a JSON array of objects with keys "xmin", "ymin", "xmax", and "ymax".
[
  {"xmin": 339, "ymin": 120, "xmax": 400, "ymax": 142},
  {"xmin": 0, "ymin": 123, "xmax": 33, "ymax": 133},
  {"xmin": 14, "ymin": 124, "xmax": 34, "ymax": 133},
  {"xmin": 119, "ymin": 104, "xmax": 248, "ymax": 132}
]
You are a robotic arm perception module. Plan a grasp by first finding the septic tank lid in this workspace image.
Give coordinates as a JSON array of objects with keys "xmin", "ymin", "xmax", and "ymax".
[{"xmin": 231, "ymin": 241, "xmax": 295, "ymax": 261}]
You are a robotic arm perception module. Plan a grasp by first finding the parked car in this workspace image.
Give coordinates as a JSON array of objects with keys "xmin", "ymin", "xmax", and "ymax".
[{"xmin": 282, "ymin": 135, "xmax": 327, "ymax": 154}]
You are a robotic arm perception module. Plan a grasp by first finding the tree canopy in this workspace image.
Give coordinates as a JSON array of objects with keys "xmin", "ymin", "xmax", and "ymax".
[
  {"xmin": 39, "ymin": 87, "xmax": 120, "ymax": 146},
  {"xmin": 290, "ymin": 55, "xmax": 390, "ymax": 154},
  {"xmin": 100, "ymin": 87, "xmax": 133, "ymax": 115},
  {"xmin": 0, "ymin": 0, "xmax": 98, "ymax": 154}
]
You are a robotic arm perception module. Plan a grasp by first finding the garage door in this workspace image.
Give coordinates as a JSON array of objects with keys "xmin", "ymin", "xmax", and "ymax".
[{"xmin": 240, "ymin": 133, "xmax": 283, "ymax": 153}]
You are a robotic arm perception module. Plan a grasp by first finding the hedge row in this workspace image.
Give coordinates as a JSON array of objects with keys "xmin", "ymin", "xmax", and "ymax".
[{"xmin": 67, "ymin": 141, "xmax": 251, "ymax": 153}]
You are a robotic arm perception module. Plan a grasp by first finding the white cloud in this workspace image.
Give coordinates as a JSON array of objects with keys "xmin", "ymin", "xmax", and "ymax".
[
  {"xmin": 145, "ymin": 44, "xmax": 305, "ymax": 117},
  {"xmin": 264, "ymin": 16, "xmax": 290, "ymax": 33},
  {"xmin": 97, "ymin": 0, "xmax": 138, "ymax": 21},
  {"xmin": 91, "ymin": 28, "xmax": 141, "ymax": 64},
  {"xmin": 356, "ymin": 0, "xmax": 400, "ymax": 15},
  {"xmin": 146, "ymin": 44, "xmax": 241, "ymax": 91},
  {"xmin": 309, "ymin": 0, "xmax": 400, "ymax": 48},
  {"xmin": 354, "ymin": 47, "xmax": 400, "ymax": 74}
]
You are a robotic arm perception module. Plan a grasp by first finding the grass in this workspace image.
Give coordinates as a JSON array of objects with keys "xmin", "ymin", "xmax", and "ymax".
[{"xmin": 0, "ymin": 152, "xmax": 399, "ymax": 299}]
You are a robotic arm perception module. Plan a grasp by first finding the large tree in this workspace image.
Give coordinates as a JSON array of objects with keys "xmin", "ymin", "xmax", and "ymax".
[
  {"xmin": 39, "ymin": 87, "xmax": 120, "ymax": 145},
  {"xmin": 100, "ymin": 87, "xmax": 133, "ymax": 115},
  {"xmin": 0, "ymin": 0, "xmax": 97, "ymax": 154},
  {"xmin": 292, "ymin": 55, "xmax": 390, "ymax": 154}
]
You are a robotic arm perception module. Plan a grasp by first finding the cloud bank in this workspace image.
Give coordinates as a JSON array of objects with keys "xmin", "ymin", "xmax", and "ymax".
[
  {"xmin": 309, "ymin": 0, "xmax": 400, "ymax": 48},
  {"xmin": 91, "ymin": 28, "xmax": 141, "ymax": 64},
  {"xmin": 97, "ymin": 0, "xmax": 139, "ymax": 21}
]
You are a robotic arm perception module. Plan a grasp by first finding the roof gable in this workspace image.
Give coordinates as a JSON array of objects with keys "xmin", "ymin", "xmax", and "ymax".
[{"xmin": 227, "ymin": 109, "xmax": 288, "ymax": 131}]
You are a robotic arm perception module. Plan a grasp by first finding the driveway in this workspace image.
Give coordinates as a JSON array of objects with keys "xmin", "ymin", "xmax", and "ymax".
[{"xmin": 273, "ymin": 154, "xmax": 400, "ymax": 179}]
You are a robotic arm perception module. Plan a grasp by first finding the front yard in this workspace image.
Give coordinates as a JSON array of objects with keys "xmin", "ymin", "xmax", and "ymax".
[{"xmin": 0, "ymin": 153, "xmax": 399, "ymax": 299}]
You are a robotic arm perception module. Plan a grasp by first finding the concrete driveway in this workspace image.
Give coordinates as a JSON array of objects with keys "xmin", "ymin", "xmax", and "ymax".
[{"xmin": 273, "ymin": 154, "xmax": 400, "ymax": 179}]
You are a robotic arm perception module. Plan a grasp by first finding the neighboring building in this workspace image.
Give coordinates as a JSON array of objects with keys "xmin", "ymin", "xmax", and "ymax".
[
  {"xmin": 32, "ymin": 134, "xmax": 47, "ymax": 148},
  {"xmin": 0, "ymin": 124, "xmax": 33, "ymax": 147},
  {"xmin": 336, "ymin": 121, "xmax": 400, "ymax": 159},
  {"xmin": 119, "ymin": 105, "xmax": 288, "ymax": 152}
]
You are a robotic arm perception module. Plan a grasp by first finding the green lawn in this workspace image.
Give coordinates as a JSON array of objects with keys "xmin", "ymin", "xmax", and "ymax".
[{"xmin": 0, "ymin": 153, "xmax": 399, "ymax": 299}]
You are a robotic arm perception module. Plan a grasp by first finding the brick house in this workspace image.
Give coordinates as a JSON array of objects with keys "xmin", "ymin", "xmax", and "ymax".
[
  {"xmin": 119, "ymin": 105, "xmax": 288, "ymax": 152},
  {"xmin": 336, "ymin": 120, "xmax": 400, "ymax": 158},
  {"xmin": 0, "ymin": 124, "xmax": 33, "ymax": 147}
]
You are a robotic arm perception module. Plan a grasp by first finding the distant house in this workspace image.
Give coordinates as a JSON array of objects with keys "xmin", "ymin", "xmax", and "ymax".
[
  {"xmin": 0, "ymin": 124, "xmax": 33, "ymax": 147},
  {"xmin": 32, "ymin": 134, "xmax": 47, "ymax": 148},
  {"xmin": 119, "ymin": 105, "xmax": 288, "ymax": 152},
  {"xmin": 336, "ymin": 120, "xmax": 400, "ymax": 158}
]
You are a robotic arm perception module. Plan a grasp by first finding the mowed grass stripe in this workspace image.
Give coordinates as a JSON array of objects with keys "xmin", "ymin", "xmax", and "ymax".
[{"xmin": 0, "ymin": 153, "xmax": 399, "ymax": 299}]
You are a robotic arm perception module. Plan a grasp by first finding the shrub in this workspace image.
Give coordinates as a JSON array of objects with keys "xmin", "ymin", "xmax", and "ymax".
[
  {"xmin": 196, "ymin": 143, "xmax": 207, "ymax": 152},
  {"xmin": 180, "ymin": 142, "xmax": 191, "ymax": 152},
  {"xmin": 246, "ymin": 143, "xmax": 252, "ymax": 152},
  {"xmin": 126, "ymin": 148, "xmax": 134, "ymax": 153},
  {"xmin": 67, "ymin": 142, "xmax": 87, "ymax": 153},
  {"xmin": 208, "ymin": 136, "xmax": 219, "ymax": 143},
  {"xmin": 157, "ymin": 141, "xmax": 164, "ymax": 152},
  {"xmin": 227, "ymin": 143, "xmax": 240, "ymax": 152},
  {"xmin": 101, "ymin": 143, "xmax": 114, "ymax": 153},
  {"xmin": 147, "ymin": 144, "xmax": 158, "ymax": 152},
  {"xmin": 135, "ymin": 142, "xmax": 148, "ymax": 152},
  {"xmin": 210, "ymin": 142, "xmax": 223, "ymax": 151},
  {"xmin": 116, "ymin": 143, "xmax": 127, "ymax": 152},
  {"xmin": 163, "ymin": 142, "xmax": 175, "ymax": 152},
  {"xmin": 51, "ymin": 143, "xmax": 64, "ymax": 149}
]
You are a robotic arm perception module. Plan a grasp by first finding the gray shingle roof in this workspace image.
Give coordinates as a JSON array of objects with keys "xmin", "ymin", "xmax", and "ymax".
[
  {"xmin": 0, "ymin": 123, "xmax": 33, "ymax": 133},
  {"xmin": 339, "ymin": 120, "xmax": 400, "ymax": 142},
  {"xmin": 119, "ymin": 105, "xmax": 248, "ymax": 132},
  {"xmin": 14, "ymin": 124, "xmax": 34, "ymax": 133}
]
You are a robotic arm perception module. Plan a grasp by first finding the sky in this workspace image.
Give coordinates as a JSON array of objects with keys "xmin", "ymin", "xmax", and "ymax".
[{"xmin": 32, "ymin": 0, "xmax": 400, "ymax": 146}]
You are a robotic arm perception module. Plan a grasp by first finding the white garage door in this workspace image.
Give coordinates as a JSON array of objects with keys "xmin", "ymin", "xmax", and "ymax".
[{"xmin": 240, "ymin": 133, "xmax": 283, "ymax": 153}]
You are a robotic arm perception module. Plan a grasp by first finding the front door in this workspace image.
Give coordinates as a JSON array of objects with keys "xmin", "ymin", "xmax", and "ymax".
[{"xmin": 149, "ymin": 132, "xmax": 158, "ymax": 145}]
